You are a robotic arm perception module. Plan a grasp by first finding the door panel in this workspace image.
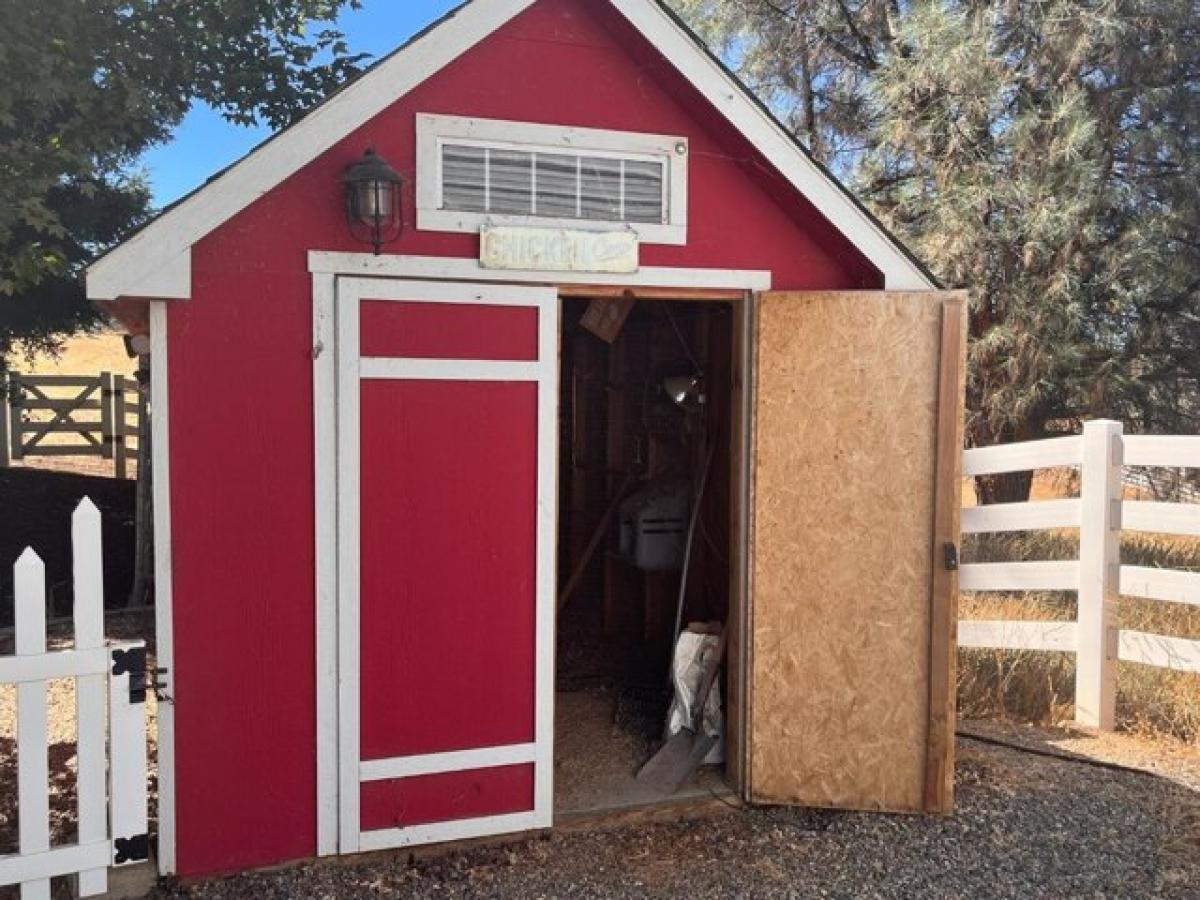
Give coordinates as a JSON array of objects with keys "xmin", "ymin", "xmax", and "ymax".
[
  {"xmin": 359, "ymin": 379, "xmax": 538, "ymax": 759},
  {"xmin": 336, "ymin": 278, "xmax": 558, "ymax": 852},
  {"xmin": 747, "ymin": 291, "xmax": 965, "ymax": 813}
]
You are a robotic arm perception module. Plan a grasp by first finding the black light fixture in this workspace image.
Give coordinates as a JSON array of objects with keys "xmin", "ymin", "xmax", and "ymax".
[{"xmin": 343, "ymin": 148, "xmax": 404, "ymax": 254}]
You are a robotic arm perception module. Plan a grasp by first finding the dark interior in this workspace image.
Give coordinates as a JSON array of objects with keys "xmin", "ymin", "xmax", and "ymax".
[{"xmin": 553, "ymin": 294, "xmax": 735, "ymax": 814}]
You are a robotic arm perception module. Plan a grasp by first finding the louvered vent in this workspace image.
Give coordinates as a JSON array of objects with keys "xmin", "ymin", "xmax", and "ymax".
[{"xmin": 440, "ymin": 144, "xmax": 667, "ymax": 225}]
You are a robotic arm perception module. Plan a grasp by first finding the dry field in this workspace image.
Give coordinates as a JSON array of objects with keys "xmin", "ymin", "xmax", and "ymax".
[{"xmin": 7, "ymin": 330, "xmax": 135, "ymax": 377}]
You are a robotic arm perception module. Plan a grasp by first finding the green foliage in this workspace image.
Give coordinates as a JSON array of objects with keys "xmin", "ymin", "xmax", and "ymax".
[
  {"xmin": 674, "ymin": 0, "xmax": 1200, "ymax": 456},
  {"xmin": 0, "ymin": 0, "xmax": 366, "ymax": 362}
]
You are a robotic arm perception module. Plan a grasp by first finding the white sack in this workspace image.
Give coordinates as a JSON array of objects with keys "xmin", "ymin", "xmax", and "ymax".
[{"xmin": 665, "ymin": 628, "xmax": 725, "ymax": 765}]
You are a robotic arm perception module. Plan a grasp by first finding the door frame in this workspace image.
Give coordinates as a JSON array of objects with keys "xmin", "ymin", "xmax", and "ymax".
[
  {"xmin": 310, "ymin": 253, "xmax": 773, "ymax": 856},
  {"xmin": 323, "ymin": 275, "xmax": 558, "ymax": 854}
]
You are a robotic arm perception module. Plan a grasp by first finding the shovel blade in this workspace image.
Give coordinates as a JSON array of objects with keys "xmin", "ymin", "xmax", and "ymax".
[{"xmin": 635, "ymin": 730, "xmax": 718, "ymax": 795}]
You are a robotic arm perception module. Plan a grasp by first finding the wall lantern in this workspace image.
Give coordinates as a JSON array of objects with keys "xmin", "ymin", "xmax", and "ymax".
[{"xmin": 343, "ymin": 148, "xmax": 405, "ymax": 254}]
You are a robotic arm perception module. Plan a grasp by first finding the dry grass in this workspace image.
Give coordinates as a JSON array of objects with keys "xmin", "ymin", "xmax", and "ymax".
[
  {"xmin": 959, "ymin": 529, "xmax": 1200, "ymax": 745},
  {"xmin": 10, "ymin": 328, "xmax": 135, "ymax": 376}
]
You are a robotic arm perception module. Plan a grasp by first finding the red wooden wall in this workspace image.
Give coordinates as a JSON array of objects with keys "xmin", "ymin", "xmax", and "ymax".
[{"xmin": 165, "ymin": 0, "xmax": 882, "ymax": 877}]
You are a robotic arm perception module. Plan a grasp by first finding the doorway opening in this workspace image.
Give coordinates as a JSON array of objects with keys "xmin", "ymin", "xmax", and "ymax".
[{"xmin": 554, "ymin": 293, "xmax": 741, "ymax": 816}]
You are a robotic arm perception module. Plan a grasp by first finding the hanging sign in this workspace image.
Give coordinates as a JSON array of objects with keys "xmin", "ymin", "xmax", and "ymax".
[{"xmin": 480, "ymin": 226, "xmax": 639, "ymax": 274}]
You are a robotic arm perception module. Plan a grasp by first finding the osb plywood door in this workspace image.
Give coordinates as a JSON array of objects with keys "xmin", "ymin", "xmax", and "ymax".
[{"xmin": 747, "ymin": 291, "xmax": 966, "ymax": 814}]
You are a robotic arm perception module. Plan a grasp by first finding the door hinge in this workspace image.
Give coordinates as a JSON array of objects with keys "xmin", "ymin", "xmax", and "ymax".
[
  {"xmin": 113, "ymin": 833, "xmax": 150, "ymax": 865},
  {"xmin": 943, "ymin": 542, "xmax": 959, "ymax": 571},
  {"xmin": 111, "ymin": 646, "xmax": 148, "ymax": 704}
]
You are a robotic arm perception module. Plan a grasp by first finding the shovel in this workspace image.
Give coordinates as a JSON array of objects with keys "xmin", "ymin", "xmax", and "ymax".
[{"xmin": 635, "ymin": 626, "xmax": 726, "ymax": 795}]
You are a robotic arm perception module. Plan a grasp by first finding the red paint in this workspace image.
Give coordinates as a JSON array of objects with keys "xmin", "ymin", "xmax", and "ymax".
[
  {"xmin": 360, "ymin": 765, "xmax": 535, "ymax": 831},
  {"xmin": 359, "ymin": 379, "xmax": 537, "ymax": 760},
  {"xmin": 167, "ymin": 0, "xmax": 884, "ymax": 876},
  {"xmin": 359, "ymin": 300, "xmax": 539, "ymax": 360}
]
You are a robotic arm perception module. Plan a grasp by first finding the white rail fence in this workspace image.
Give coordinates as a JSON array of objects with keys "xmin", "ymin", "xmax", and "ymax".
[
  {"xmin": 1, "ymin": 499, "xmax": 148, "ymax": 899},
  {"xmin": 959, "ymin": 420, "xmax": 1200, "ymax": 730}
]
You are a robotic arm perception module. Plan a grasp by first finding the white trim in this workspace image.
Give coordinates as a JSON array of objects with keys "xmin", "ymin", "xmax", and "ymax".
[
  {"xmin": 312, "ymin": 273, "xmax": 339, "ymax": 857},
  {"xmin": 86, "ymin": 0, "xmax": 930, "ymax": 303},
  {"xmin": 605, "ymin": 0, "xmax": 933, "ymax": 290},
  {"xmin": 358, "ymin": 811, "xmax": 545, "ymax": 853},
  {"xmin": 415, "ymin": 113, "xmax": 687, "ymax": 245},
  {"xmin": 149, "ymin": 301, "xmax": 176, "ymax": 875},
  {"xmin": 328, "ymin": 277, "xmax": 558, "ymax": 853},
  {"xmin": 360, "ymin": 744, "xmax": 537, "ymax": 781},
  {"xmin": 533, "ymin": 285, "xmax": 558, "ymax": 827},
  {"xmin": 344, "ymin": 275, "xmax": 566, "ymax": 305},
  {"xmin": 360, "ymin": 358, "xmax": 549, "ymax": 382},
  {"xmin": 311, "ymin": 252, "xmax": 772, "ymax": 291},
  {"xmin": 335, "ymin": 281, "xmax": 362, "ymax": 854}
]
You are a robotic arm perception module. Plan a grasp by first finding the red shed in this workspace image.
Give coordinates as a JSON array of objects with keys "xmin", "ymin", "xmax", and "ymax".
[{"xmin": 88, "ymin": 0, "xmax": 966, "ymax": 879}]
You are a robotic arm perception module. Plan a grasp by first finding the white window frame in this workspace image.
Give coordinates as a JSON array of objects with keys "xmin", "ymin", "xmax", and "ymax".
[{"xmin": 416, "ymin": 113, "xmax": 688, "ymax": 245}]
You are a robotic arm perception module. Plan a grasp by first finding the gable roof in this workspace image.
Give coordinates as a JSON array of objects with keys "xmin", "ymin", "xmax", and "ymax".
[{"xmin": 87, "ymin": 0, "xmax": 936, "ymax": 302}]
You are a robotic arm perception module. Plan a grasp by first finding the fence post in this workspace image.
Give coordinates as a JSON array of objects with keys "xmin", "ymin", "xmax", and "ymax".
[
  {"xmin": 9, "ymin": 372, "xmax": 24, "ymax": 461},
  {"xmin": 113, "ymin": 375, "xmax": 129, "ymax": 480},
  {"xmin": 100, "ymin": 371, "xmax": 115, "ymax": 462},
  {"xmin": 1076, "ymin": 419, "xmax": 1123, "ymax": 730},
  {"xmin": 0, "ymin": 369, "xmax": 11, "ymax": 467}
]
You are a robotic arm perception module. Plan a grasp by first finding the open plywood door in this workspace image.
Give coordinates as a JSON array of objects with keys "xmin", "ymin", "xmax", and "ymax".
[{"xmin": 746, "ymin": 291, "xmax": 966, "ymax": 814}]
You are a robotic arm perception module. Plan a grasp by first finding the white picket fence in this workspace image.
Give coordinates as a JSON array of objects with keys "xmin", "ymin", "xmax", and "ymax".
[
  {"xmin": 959, "ymin": 420, "xmax": 1200, "ymax": 730},
  {"xmin": 1, "ymin": 499, "xmax": 148, "ymax": 899}
]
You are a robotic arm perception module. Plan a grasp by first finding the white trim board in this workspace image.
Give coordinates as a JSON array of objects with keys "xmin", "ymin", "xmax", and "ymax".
[
  {"xmin": 87, "ymin": 0, "xmax": 931, "ymax": 303},
  {"xmin": 311, "ymin": 252, "xmax": 772, "ymax": 290},
  {"xmin": 361, "ymin": 744, "xmax": 537, "ymax": 781},
  {"xmin": 149, "ymin": 301, "xmax": 177, "ymax": 875},
  {"xmin": 312, "ymin": 273, "xmax": 339, "ymax": 857}
]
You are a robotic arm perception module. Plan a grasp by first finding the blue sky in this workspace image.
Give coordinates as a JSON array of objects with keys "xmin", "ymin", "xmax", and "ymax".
[{"xmin": 136, "ymin": 1, "xmax": 461, "ymax": 206}]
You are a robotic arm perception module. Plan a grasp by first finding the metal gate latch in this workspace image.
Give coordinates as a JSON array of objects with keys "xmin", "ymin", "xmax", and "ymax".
[{"xmin": 943, "ymin": 542, "xmax": 959, "ymax": 571}]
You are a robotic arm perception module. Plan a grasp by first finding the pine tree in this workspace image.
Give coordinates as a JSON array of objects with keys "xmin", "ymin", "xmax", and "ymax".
[{"xmin": 675, "ymin": 0, "xmax": 1200, "ymax": 500}]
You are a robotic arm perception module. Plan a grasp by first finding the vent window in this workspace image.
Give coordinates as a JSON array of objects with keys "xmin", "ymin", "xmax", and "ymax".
[
  {"xmin": 417, "ymin": 115, "xmax": 688, "ymax": 245},
  {"xmin": 440, "ymin": 145, "xmax": 667, "ymax": 225}
]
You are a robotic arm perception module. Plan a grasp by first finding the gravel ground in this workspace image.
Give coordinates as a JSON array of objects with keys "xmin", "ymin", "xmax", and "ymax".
[{"xmin": 150, "ymin": 735, "xmax": 1200, "ymax": 900}]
